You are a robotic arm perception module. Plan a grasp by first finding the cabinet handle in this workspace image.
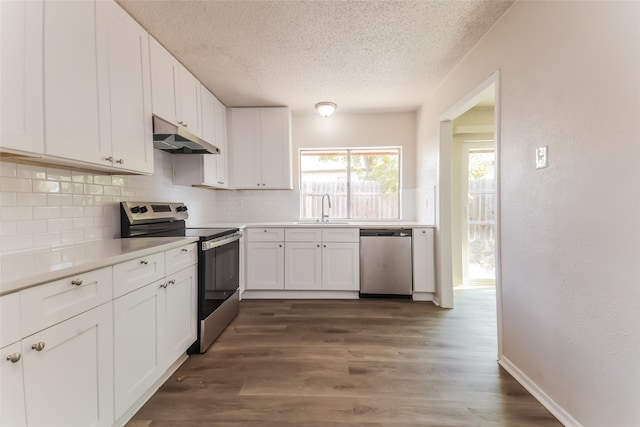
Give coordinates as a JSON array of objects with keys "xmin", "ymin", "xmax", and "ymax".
[
  {"xmin": 317, "ymin": 244, "xmax": 320, "ymax": 248},
  {"xmin": 71, "ymin": 278, "xmax": 83, "ymax": 286},
  {"xmin": 168, "ymin": 279, "xmax": 176, "ymax": 285},
  {"xmin": 257, "ymin": 183, "xmax": 260, "ymax": 187},
  {"xmin": 323, "ymin": 245, "xmax": 327, "ymax": 248},
  {"xmin": 181, "ymin": 248, "xmax": 189, "ymax": 252},
  {"xmin": 218, "ymin": 181, "xmax": 224, "ymax": 185},
  {"xmin": 278, "ymin": 244, "xmax": 282, "ymax": 248},
  {"xmin": 422, "ymin": 230, "xmax": 426, "ymax": 234},
  {"xmin": 262, "ymin": 183, "xmax": 266, "ymax": 186},
  {"xmin": 160, "ymin": 283, "xmax": 168, "ymax": 289},
  {"xmin": 105, "ymin": 156, "xmax": 113, "ymax": 162},
  {"xmin": 31, "ymin": 342, "xmax": 45, "ymax": 352},
  {"xmin": 264, "ymin": 230, "xmax": 267, "ymax": 232},
  {"xmin": 6, "ymin": 352, "xmax": 21, "ymax": 363},
  {"xmin": 116, "ymin": 159, "xmax": 124, "ymax": 164},
  {"xmin": 140, "ymin": 259, "xmax": 149, "ymax": 265}
]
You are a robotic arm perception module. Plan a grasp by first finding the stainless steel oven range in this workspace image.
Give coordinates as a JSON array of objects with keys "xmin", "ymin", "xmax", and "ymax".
[{"xmin": 120, "ymin": 201, "xmax": 242, "ymax": 353}]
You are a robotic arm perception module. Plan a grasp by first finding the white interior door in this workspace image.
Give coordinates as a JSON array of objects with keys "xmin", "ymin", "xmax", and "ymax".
[{"xmin": 461, "ymin": 142, "xmax": 496, "ymax": 284}]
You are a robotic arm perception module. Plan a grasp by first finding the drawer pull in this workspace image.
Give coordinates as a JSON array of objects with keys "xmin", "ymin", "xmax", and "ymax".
[
  {"xmin": 6, "ymin": 352, "xmax": 21, "ymax": 363},
  {"xmin": 31, "ymin": 342, "xmax": 45, "ymax": 352},
  {"xmin": 140, "ymin": 259, "xmax": 149, "ymax": 265},
  {"xmin": 181, "ymin": 248, "xmax": 189, "ymax": 252},
  {"xmin": 160, "ymin": 283, "xmax": 168, "ymax": 289},
  {"xmin": 71, "ymin": 279, "xmax": 83, "ymax": 286},
  {"xmin": 116, "ymin": 158, "xmax": 124, "ymax": 164},
  {"xmin": 168, "ymin": 279, "xmax": 176, "ymax": 285}
]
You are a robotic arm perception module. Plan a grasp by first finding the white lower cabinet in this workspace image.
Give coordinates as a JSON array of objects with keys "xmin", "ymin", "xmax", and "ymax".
[
  {"xmin": 285, "ymin": 242, "xmax": 322, "ymax": 290},
  {"xmin": 248, "ymin": 227, "xmax": 360, "ymax": 294},
  {"xmin": 163, "ymin": 265, "xmax": 197, "ymax": 366},
  {"xmin": 412, "ymin": 228, "xmax": 435, "ymax": 293},
  {"xmin": 246, "ymin": 242, "xmax": 285, "ymax": 290},
  {"xmin": 22, "ymin": 302, "xmax": 114, "ymax": 427},
  {"xmin": 1, "ymin": 342, "xmax": 27, "ymax": 427},
  {"xmin": 113, "ymin": 280, "xmax": 164, "ymax": 419},
  {"xmin": 322, "ymin": 242, "xmax": 360, "ymax": 291}
]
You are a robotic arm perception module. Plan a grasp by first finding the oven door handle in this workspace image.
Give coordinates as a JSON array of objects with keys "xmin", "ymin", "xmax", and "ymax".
[{"xmin": 201, "ymin": 231, "xmax": 243, "ymax": 251}]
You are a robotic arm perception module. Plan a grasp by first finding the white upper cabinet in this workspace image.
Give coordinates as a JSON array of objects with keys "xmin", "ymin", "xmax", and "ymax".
[
  {"xmin": 96, "ymin": 0, "xmax": 154, "ymax": 174},
  {"xmin": 179, "ymin": 85, "xmax": 229, "ymax": 189},
  {"xmin": 213, "ymin": 95, "xmax": 228, "ymax": 187},
  {"xmin": 0, "ymin": 0, "xmax": 44, "ymax": 154},
  {"xmin": 43, "ymin": 0, "xmax": 109, "ymax": 166},
  {"xmin": 149, "ymin": 36, "xmax": 202, "ymax": 138},
  {"xmin": 229, "ymin": 107, "xmax": 292, "ymax": 189}
]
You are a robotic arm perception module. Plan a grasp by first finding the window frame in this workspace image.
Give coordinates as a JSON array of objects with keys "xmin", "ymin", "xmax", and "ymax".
[{"xmin": 298, "ymin": 147, "xmax": 402, "ymax": 220}]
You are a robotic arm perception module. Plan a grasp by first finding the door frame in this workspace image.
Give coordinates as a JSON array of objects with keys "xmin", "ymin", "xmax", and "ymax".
[{"xmin": 436, "ymin": 71, "xmax": 503, "ymax": 358}]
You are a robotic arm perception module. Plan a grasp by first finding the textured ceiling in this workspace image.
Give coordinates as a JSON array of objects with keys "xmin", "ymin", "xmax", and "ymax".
[{"xmin": 117, "ymin": 0, "xmax": 513, "ymax": 114}]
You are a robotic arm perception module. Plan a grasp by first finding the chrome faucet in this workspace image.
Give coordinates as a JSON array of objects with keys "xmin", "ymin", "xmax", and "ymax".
[{"xmin": 321, "ymin": 193, "xmax": 332, "ymax": 222}]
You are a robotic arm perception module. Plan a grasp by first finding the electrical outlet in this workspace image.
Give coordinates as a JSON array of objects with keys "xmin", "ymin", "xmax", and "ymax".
[{"xmin": 536, "ymin": 145, "xmax": 548, "ymax": 169}]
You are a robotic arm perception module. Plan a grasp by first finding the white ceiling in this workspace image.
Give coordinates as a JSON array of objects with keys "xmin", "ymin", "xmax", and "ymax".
[{"xmin": 117, "ymin": 0, "xmax": 512, "ymax": 114}]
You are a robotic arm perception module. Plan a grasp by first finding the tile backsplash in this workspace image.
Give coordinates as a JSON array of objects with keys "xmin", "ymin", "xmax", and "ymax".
[{"xmin": 0, "ymin": 150, "xmax": 217, "ymax": 254}]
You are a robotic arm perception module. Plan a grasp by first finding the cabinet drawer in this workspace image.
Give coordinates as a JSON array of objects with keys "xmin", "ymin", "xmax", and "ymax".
[
  {"xmin": 165, "ymin": 243, "xmax": 197, "ymax": 276},
  {"xmin": 322, "ymin": 228, "xmax": 359, "ymax": 243},
  {"xmin": 1, "ymin": 292, "xmax": 21, "ymax": 348},
  {"xmin": 247, "ymin": 228, "xmax": 284, "ymax": 242},
  {"xmin": 285, "ymin": 228, "xmax": 322, "ymax": 242},
  {"xmin": 20, "ymin": 266, "xmax": 112, "ymax": 337},
  {"xmin": 113, "ymin": 252, "xmax": 165, "ymax": 298}
]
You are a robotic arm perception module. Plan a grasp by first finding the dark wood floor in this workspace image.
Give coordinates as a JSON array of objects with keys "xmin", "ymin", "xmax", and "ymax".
[{"xmin": 128, "ymin": 287, "xmax": 561, "ymax": 426}]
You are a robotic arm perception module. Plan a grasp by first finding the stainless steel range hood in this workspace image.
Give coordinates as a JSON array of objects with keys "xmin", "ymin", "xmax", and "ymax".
[{"xmin": 152, "ymin": 115, "xmax": 220, "ymax": 154}]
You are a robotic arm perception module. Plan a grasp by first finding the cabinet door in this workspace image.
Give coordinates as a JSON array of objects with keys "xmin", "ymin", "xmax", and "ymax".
[
  {"xmin": 176, "ymin": 66, "xmax": 202, "ymax": 137},
  {"xmin": 322, "ymin": 243, "xmax": 360, "ymax": 291},
  {"xmin": 260, "ymin": 107, "xmax": 292, "ymax": 189},
  {"xmin": 285, "ymin": 242, "xmax": 322, "ymax": 290},
  {"xmin": 213, "ymin": 97, "xmax": 228, "ymax": 187},
  {"xmin": 230, "ymin": 108, "xmax": 261, "ymax": 189},
  {"xmin": 44, "ymin": 0, "xmax": 110, "ymax": 166},
  {"xmin": 97, "ymin": 1, "xmax": 153, "ymax": 174},
  {"xmin": 246, "ymin": 242, "xmax": 284, "ymax": 290},
  {"xmin": 412, "ymin": 228, "xmax": 435, "ymax": 292},
  {"xmin": 113, "ymin": 281, "xmax": 164, "ymax": 419},
  {"xmin": 149, "ymin": 36, "xmax": 178, "ymax": 124},
  {"xmin": 163, "ymin": 265, "xmax": 197, "ymax": 367},
  {"xmin": 1, "ymin": 342, "xmax": 27, "ymax": 427},
  {"xmin": 22, "ymin": 302, "xmax": 114, "ymax": 427},
  {"xmin": 0, "ymin": 0, "xmax": 43, "ymax": 154},
  {"xmin": 200, "ymin": 86, "xmax": 217, "ymax": 147}
]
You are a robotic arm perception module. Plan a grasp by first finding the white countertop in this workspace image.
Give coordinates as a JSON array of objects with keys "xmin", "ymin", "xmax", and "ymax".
[
  {"xmin": 0, "ymin": 237, "xmax": 199, "ymax": 296},
  {"xmin": 193, "ymin": 221, "xmax": 434, "ymax": 229}
]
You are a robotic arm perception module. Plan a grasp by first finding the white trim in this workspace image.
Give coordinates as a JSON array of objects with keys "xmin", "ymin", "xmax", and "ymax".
[
  {"xmin": 242, "ymin": 290, "xmax": 360, "ymax": 299},
  {"xmin": 432, "ymin": 295, "xmax": 441, "ymax": 307},
  {"xmin": 436, "ymin": 70, "xmax": 503, "ymax": 353},
  {"xmin": 411, "ymin": 292, "xmax": 434, "ymax": 301},
  {"xmin": 499, "ymin": 356, "xmax": 582, "ymax": 427},
  {"xmin": 454, "ymin": 125, "xmax": 494, "ymax": 134}
]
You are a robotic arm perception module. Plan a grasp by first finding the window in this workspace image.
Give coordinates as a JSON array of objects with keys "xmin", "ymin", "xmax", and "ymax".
[{"xmin": 300, "ymin": 148, "xmax": 400, "ymax": 220}]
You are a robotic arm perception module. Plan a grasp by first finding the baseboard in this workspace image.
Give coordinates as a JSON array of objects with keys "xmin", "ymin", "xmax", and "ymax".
[
  {"xmin": 242, "ymin": 290, "xmax": 360, "ymax": 299},
  {"xmin": 412, "ymin": 292, "xmax": 434, "ymax": 301},
  {"xmin": 498, "ymin": 355, "xmax": 581, "ymax": 427},
  {"xmin": 433, "ymin": 295, "xmax": 441, "ymax": 306}
]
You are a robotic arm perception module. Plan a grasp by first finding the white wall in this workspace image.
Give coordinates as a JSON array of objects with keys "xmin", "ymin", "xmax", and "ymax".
[
  {"xmin": 416, "ymin": 1, "xmax": 640, "ymax": 426},
  {"xmin": 0, "ymin": 150, "xmax": 218, "ymax": 254},
  {"xmin": 216, "ymin": 111, "xmax": 417, "ymax": 222}
]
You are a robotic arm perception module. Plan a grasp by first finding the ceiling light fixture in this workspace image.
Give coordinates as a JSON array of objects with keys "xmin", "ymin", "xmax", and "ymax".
[{"xmin": 315, "ymin": 102, "xmax": 337, "ymax": 118}]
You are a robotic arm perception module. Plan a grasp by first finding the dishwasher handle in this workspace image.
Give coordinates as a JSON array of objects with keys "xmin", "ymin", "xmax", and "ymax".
[{"xmin": 360, "ymin": 229, "xmax": 412, "ymax": 237}]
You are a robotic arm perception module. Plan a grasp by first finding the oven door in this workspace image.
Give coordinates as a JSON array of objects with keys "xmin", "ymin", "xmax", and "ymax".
[{"xmin": 200, "ymin": 232, "xmax": 241, "ymax": 319}]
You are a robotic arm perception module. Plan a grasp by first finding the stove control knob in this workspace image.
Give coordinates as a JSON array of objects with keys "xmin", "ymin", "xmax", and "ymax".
[
  {"xmin": 130, "ymin": 206, "xmax": 141, "ymax": 214},
  {"xmin": 176, "ymin": 206, "xmax": 183, "ymax": 212},
  {"xmin": 140, "ymin": 206, "xmax": 148, "ymax": 213}
]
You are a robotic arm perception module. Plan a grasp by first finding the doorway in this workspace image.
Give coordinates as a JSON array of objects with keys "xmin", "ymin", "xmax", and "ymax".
[{"xmin": 435, "ymin": 71, "xmax": 502, "ymax": 356}]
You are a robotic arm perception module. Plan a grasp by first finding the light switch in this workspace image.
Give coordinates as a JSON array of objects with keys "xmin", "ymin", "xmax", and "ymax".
[{"xmin": 536, "ymin": 145, "xmax": 548, "ymax": 169}]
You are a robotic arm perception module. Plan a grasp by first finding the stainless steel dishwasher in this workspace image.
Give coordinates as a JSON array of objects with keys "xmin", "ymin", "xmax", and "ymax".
[{"xmin": 360, "ymin": 228, "xmax": 413, "ymax": 296}]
